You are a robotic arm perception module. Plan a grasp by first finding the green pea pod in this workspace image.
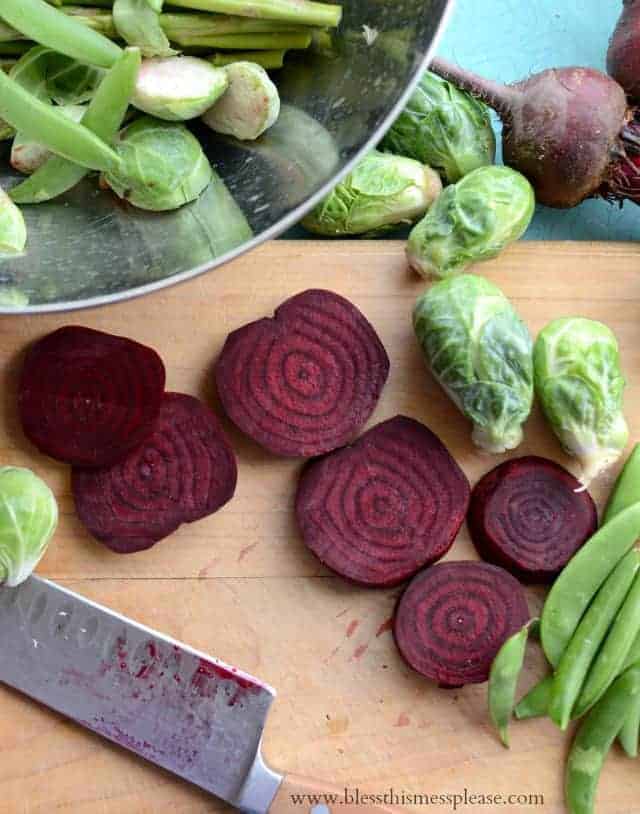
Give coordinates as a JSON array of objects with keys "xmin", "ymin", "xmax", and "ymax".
[
  {"xmin": 618, "ymin": 693, "xmax": 640, "ymax": 758},
  {"xmin": 603, "ymin": 443, "xmax": 640, "ymax": 523},
  {"xmin": 488, "ymin": 619, "xmax": 539, "ymax": 747},
  {"xmin": 0, "ymin": 70, "xmax": 120, "ymax": 172},
  {"xmin": 574, "ymin": 570, "xmax": 640, "ymax": 718},
  {"xmin": 566, "ymin": 664, "xmax": 640, "ymax": 814},
  {"xmin": 10, "ymin": 47, "xmax": 140, "ymax": 204},
  {"xmin": 549, "ymin": 549, "xmax": 640, "ymax": 730},
  {"xmin": 621, "ymin": 630, "xmax": 640, "ymax": 672},
  {"xmin": 514, "ymin": 674, "xmax": 553, "ymax": 720},
  {"xmin": 540, "ymin": 502, "xmax": 640, "ymax": 667},
  {"xmin": 0, "ymin": 0, "xmax": 120, "ymax": 68}
]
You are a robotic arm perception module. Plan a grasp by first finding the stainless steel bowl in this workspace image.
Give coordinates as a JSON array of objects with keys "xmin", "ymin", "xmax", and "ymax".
[{"xmin": 0, "ymin": 0, "xmax": 452, "ymax": 313}]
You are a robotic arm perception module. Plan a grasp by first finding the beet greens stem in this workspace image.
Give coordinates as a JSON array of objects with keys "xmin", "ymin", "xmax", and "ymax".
[{"xmin": 430, "ymin": 57, "xmax": 518, "ymax": 119}]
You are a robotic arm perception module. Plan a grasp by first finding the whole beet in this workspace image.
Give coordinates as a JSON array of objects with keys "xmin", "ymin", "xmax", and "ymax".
[
  {"xmin": 608, "ymin": 0, "xmax": 640, "ymax": 101},
  {"xmin": 431, "ymin": 58, "xmax": 639, "ymax": 208}
]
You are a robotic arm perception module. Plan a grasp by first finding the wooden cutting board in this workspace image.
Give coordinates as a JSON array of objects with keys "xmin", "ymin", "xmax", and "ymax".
[{"xmin": 1, "ymin": 240, "xmax": 640, "ymax": 814}]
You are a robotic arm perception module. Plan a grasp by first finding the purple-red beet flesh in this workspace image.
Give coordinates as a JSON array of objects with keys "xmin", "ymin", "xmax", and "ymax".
[
  {"xmin": 468, "ymin": 456, "xmax": 598, "ymax": 584},
  {"xmin": 72, "ymin": 392, "xmax": 237, "ymax": 553},
  {"xmin": 19, "ymin": 326, "xmax": 165, "ymax": 467},
  {"xmin": 394, "ymin": 561, "xmax": 530, "ymax": 687},
  {"xmin": 295, "ymin": 416, "xmax": 470, "ymax": 587},
  {"xmin": 215, "ymin": 289, "xmax": 390, "ymax": 457},
  {"xmin": 431, "ymin": 57, "xmax": 640, "ymax": 208}
]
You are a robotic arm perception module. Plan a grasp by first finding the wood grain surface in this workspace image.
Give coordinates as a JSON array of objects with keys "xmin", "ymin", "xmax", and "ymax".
[{"xmin": 1, "ymin": 241, "xmax": 640, "ymax": 814}]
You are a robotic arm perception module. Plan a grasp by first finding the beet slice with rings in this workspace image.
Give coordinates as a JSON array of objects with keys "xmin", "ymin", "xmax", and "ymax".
[
  {"xmin": 214, "ymin": 289, "xmax": 390, "ymax": 457},
  {"xmin": 468, "ymin": 456, "xmax": 598, "ymax": 583},
  {"xmin": 295, "ymin": 415, "xmax": 471, "ymax": 587},
  {"xmin": 394, "ymin": 561, "xmax": 530, "ymax": 687},
  {"xmin": 72, "ymin": 392, "xmax": 237, "ymax": 554},
  {"xmin": 19, "ymin": 326, "xmax": 166, "ymax": 467}
]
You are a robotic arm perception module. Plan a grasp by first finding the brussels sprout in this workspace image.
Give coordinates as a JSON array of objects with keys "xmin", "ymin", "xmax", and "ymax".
[
  {"xmin": 407, "ymin": 165, "xmax": 534, "ymax": 278},
  {"xmin": 101, "ymin": 116, "xmax": 213, "ymax": 211},
  {"xmin": 0, "ymin": 467, "xmax": 58, "ymax": 588},
  {"xmin": 11, "ymin": 104, "xmax": 85, "ymax": 175},
  {"xmin": 534, "ymin": 318, "xmax": 629, "ymax": 485},
  {"xmin": 201, "ymin": 61, "xmax": 280, "ymax": 141},
  {"xmin": 10, "ymin": 46, "xmax": 104, "ymax": 105},
  {"xmin": 414, "ymin": 274, "xmax": 533, "ymax": 453},
  {"xmin": 301, "ymin": 149, "xmax": 442, "ymax": 236},
  {"xmin": 133, "ymin": 57, "xmax": 228, "ymax": 121},
  {"xmin": 0, "ymin": 186, "xmax": 26, "ymax": 254},
  {"xmin": 381, "ymin": 71, "xmax": 496, "ymax": 184}
]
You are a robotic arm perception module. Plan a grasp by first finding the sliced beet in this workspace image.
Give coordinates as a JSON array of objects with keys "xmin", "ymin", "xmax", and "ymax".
[
  {"xmin": 394, "ymin": 561, "xmax": 530, "ymax": 687},
  {"xmin": 214, "ymin": 289, "xmax": 390, "ymax": 457},
  {"xmin": 19, "ymin": 326, "xmax": 165, "ymax": 468},
  {"xmin": 72, "ymin": 392, "xmax": 237, "ymax": 553},
  {"xmin": 468, "ymin": 456, "xmax": 598, "ymax": 583},
  {"xmin": 295, "ymin": 416, "xmax": 470, "ymax": 587}
]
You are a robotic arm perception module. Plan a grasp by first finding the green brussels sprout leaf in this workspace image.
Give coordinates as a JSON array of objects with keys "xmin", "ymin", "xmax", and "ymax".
[
  {"xmin": 534, "ymin": 317, "xmax": 629, "ymax": 485},
  {"xmin": 102, "ymin": 116, "xmax": 213, "ymax": 211},
  {"xmin": 302, "ymin": 149, "xmax": 442, "ymax": 236},
  {"xmin": 0, "ymin": 467, "xmax": 58, "ymax": 588},
  {"xmin": 113, "ymin": 0, "xmax": 176, "ymax": 58},
  {"xmin": 0, "ymin": 186, "xmax": 26, "ymax": 254},
  {"xmin": 10, "ymin": 46, "xmax": 104, "ymax": 105},
  {"xmin": 407, "ymin": 165, "xmax": 535, "ymax": 278},
  {"xmin": 414, "ymin": 274, "xmax": 533, "ymax": 453},
  {"xmin": 381, "ymin": 70, "xmax": 496, "ymax": 184}
]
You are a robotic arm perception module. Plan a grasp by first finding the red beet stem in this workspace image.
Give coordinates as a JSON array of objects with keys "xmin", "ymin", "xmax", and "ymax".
[
  {"xmin": 430, "ymin": 57, "xmax": 519, "ymax": 119},
  {"xmin": 468, "ymin": 457, "xmax": 598, "ymax": 584},
  {"xmin": 295, "ymin": 416, "xmax": 470, "ymax": 587},
  {"xmin": 393, "ymin": 561, "xmax": 530, "ymax": 687},
  {"xmin": 430, "ymin": 57, "xmax": 638, "ymax": 208}
]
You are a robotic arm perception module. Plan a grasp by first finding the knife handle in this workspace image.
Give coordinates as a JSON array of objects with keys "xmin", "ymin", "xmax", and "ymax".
[{"xmin": 269, "ymin": 774, "xmax": 401, "ymax": 814}]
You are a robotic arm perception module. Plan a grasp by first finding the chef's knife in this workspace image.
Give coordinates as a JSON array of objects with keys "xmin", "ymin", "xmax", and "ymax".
[{"xmin": 0, "ymin": 576, "xmax": 393, "ymax": 813}]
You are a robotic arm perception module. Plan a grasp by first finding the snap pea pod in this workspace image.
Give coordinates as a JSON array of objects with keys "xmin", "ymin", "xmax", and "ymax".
[
  {"xmin": 488, "ymin": 619, "xmax": 539, "ymax": 747},
  {"xmin": 549, "ymin": 550, "xmax": 640, "ymax": 730},
  {"xmin": 514, "ymin": 674, "xmax": 553, "ymax": 720},
  {"xmin": 603, "ymin": 443, "xmax": 640, "ymax": 523},
  {"xmin": 574, "ymin": 570, "xmax": 640, "ymax": 717},
  {"xmin": 0, "ymin": 69, "xmax": 120, "ymax": 172},
  {"xmin": 599, "ymin": 444, "xmax": 640, "ymax": 752},
  {"xmin": 618, "ymin": 694, "xmax": 640, "ymax": 757},
  {"xmin": 621, "ymin": 630, "xmax": 640, "ymax": 672},
  {"xmin": 540, "ymin": 502, "xmax": 640, "ymax": 667},
  {"xmin": 566, "ymin": 664, "xmax": 640, "ymax": 814},
  {"xmin": 11, "ymin": 47, "xmax": 140, "ymax": 204},
  {"xmin": 0, "ymin": 0, "xmax": 121, "ymax": 68}
]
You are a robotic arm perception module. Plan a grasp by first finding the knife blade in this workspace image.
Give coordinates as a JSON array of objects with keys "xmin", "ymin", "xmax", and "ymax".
[{"xmin": 0, "ymin": 575, "xmax": 282, "ymax": 813}]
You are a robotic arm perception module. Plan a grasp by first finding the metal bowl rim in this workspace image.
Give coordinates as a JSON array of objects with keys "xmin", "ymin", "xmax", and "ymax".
[{"xmin": 2, "ymin": 0, "xmax": 454, "ymax": 315}]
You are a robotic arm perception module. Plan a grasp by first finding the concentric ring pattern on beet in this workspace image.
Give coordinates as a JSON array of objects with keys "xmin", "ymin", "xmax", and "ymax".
[
  {"xmin": 394, "ymin": 561, "xmax": 530, "ymax": 687},
  {"xmin": 214, "ymin": 289, "xmax": 390, "ymax": 457},
  {"xmin": 295, "ymin": 415, "xmax": 471, "ymax": 587},
  {"xmin": 72, "ymin": 392, "xmax": 237, "ymax": 554},
  {"xmin": 468, "ymin": 456, "xmax": 598, "ymax": 583},
  {"xmin": 19, "ymin": 326, "xmax": 166, "ymax": 467}
]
